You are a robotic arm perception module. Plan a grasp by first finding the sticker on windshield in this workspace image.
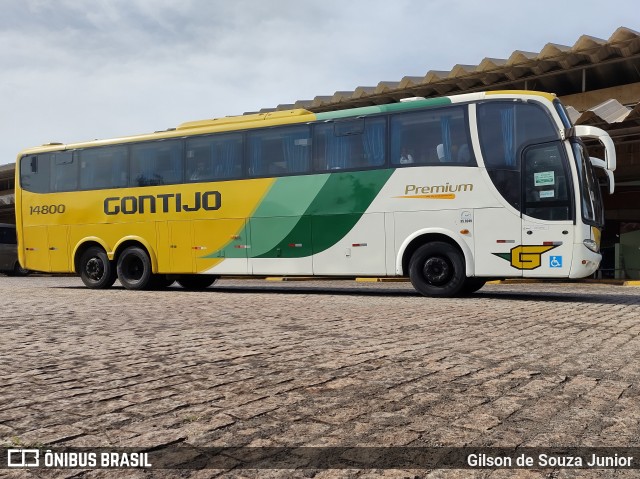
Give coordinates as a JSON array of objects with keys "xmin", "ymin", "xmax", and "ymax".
[
  {"xmin": 539, "ymin": 190, "xmax": 555, "ymax": 199},
  {"xmin": 534, "ymin": 171, "xmax": 555, "ymax": 187}
]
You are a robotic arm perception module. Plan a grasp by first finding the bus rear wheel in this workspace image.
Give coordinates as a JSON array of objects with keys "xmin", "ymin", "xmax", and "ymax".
[
  {"xmin": 79, "ymin": 246, "xmax": 117, "ymax": 289},
  {"xmin": 148, "ymin": 274, "xmax": 175, "ymax": 289},
  {"xmin": 409, "ymin": 242, "xmax": 465, "ymax": 297},
  {"xmin": 117, "ymin": 246, "xmax": 152, "ymax": 290},
  {"xmin": 13, "ymin": 262, "xmax": 30, "ymax": 276},
  {"xmin": 177, "ymin": 275, "xmax": 218, "ymax": 290}
]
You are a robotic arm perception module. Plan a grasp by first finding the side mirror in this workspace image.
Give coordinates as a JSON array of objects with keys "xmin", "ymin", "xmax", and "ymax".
[
  {"xmin": 590, "ymin": 157, "xmax": 615, "ymax": 194},
  {"xmin": 572, "ymin": 125, "xmax": 617, "ymax": 172}
]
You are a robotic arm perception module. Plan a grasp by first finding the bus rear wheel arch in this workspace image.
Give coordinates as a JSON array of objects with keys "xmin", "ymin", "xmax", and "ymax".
[
  {"xmin": 78, "ymin": 245, "xmax": 117, "ymax": 289},
  {"xmin": 116, "ymin": 246, "xmax": 153, "ymax": 290},
  {"xmin": 408, "ymin": 241, "xmax": 466, "ymax": 297}
]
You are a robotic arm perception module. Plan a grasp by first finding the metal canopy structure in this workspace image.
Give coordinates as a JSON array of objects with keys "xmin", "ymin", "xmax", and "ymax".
[{"xmin": 251, "ymin": 27, "xmax": 640, "ymax": 114}]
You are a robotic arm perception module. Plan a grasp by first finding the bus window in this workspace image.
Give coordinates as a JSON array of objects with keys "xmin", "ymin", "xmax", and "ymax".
[
  {"xmin": 131, "ymin": 140, "xmax": 183, "ymax": 186},
  {"xmin": 478, "ymin": 102, "xmax": 558, "ymax": 169},
  {"xmin": 478, "ymin": 102, "xmax": 559, "ymax": 210},
  {"xmin": 390, "ymin": 106, "xmax": 474, "ymax": 166},
  {"xmin": 314, "ymin": 117, "xmax": 386, "ymax": 171},
  {"xmin": 20, "ymin": 154, "xmax": 51, "ymax": 193},
  {"xmin": 522, "ymin": 143, "xmax": 572, "ymax": 221},
  {"xmin": 51, "ymin": 151, "xmax": 77, "ymax": 192},
  {"xmin": 186, "ymin": 133, "xmax": 243, "ymax": 182},
  {"xmin": 80, "ymin": 146, "xmax": 128, "ymax": 190},
  {"xmin": 248, "ymin": 125, "xmax": 311, "ymax": 177}
]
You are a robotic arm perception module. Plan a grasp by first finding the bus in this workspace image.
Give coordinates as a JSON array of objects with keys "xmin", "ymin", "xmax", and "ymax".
[{"xmin": 15, "ymin": 90, "xmax": 616, "ymax": 297}]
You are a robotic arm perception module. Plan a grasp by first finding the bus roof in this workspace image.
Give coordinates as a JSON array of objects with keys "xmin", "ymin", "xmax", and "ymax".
[{"xmin": 17, "ymin": 90, "xmax": 556, "ymax": 158}]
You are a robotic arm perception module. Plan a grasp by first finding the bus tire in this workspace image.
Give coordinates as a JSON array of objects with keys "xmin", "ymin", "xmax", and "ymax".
[
  {"xmin": 117, "ymin": 246, "xmax": 152, "ymax": 290},
  {"xmin": 177, "ymin": 274, "xmax": 218, "ymax": 290},
  {"xmin": 79, "ymin": 246, "xmax": 117, "ymax": 289},
  {"xmin": 409, "ymin": 242, "xmax": 466, "ymax": 297},
  {"xmin": 13, "ymin": 262, "xmax": 30, "ymax": 277},
  {"xmin": 149, "ymin": 274, "xmax": 175, "ymax": 289},
  {"xmin": 461, "ymin": 277, "xmax": 486, "ymax": 295}
]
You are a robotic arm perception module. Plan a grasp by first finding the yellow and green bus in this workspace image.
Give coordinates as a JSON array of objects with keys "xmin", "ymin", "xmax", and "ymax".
[{"xmin": 15, "ymin": 91, "xmax": 616, "ymax": 296}]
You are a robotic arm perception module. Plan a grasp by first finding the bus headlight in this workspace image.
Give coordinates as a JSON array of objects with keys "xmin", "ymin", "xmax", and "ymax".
[{"xmin": 583, "ymin": 239, "xmax": 599, "ymax": 253}]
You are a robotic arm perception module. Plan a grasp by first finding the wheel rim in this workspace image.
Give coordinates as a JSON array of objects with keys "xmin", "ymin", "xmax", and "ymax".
[
  {"xmin": 85, "ymin": 257, "xmax": 105, "ymax": 282},
  {"xmin": 123, "ymin": 255, "xmax": 144, "ymax": 282},
  {"xmin": 423, "ymin": 257, "xmax": 451, "ymax": 285}
]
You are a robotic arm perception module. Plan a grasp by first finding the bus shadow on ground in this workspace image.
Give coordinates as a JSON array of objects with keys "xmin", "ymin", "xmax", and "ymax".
[
  {"xmin": 93, "ymin": 283, "xmax": 640, "ymax": 305},
  {"xmin": 472, "ymin": 290, "xmax": 639, "ymax": 306},
  {"xmin": 54, "ymin": 280, "xmax": 639, "ymax": 305}
]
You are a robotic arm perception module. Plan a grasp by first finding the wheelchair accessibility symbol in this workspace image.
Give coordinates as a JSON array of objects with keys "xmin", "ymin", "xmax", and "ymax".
[{"xmin": 550, "ymin": 256, "xmax": 563, "ymax": 268}]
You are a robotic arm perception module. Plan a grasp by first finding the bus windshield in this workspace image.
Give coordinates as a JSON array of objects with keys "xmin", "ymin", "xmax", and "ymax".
[{"xmin": 572, "ymin": 140, "xmax": 604, "ymax": 227}]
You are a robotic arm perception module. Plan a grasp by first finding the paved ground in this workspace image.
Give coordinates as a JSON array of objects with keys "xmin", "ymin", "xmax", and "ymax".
[{"xmin": 1, "ymin": 276, "xmax": 640, "ymax": 478}]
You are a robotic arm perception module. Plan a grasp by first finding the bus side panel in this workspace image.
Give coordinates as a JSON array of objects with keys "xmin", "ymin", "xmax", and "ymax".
[
  {"xmin": 312, "ymin": 212, "xmax": 386, "ymax": 276},
  {"xmin": 249, "ymin": 216, "xmax": 313, "ymax": 275},
  {"xmin": 23, "ymin": 225, "xmax": 49, "ymax": 272},
  {"xmin": 194, "ymin": 218, "xmax": 247, "ymax": 274},
  {"xmin": 70, "ymin": 222, "xmax": 158, "ymax": 269},
  {"xmin": 385, "ymin": 212, "xmax": 396, "ymax": 275},
  {"xmin": 48, "ymin": 225, "xmax": 70, "ymax": 272},
  {"xmin": 394, "ymin": 210, "xmax": 475, "ymax": 274},
  {"xmin": 473, "ymin": 207, "xmax": 523, "ymax": 278}
]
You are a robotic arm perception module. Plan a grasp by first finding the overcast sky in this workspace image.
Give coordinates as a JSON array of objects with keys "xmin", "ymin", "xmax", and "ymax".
[{"xmin": 0, "ymin": 0, "xmax": 636, "ymax": 165}]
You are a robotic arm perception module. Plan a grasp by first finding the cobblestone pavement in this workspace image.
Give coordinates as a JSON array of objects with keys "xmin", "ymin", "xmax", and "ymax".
[{"xmin": 1, "ymin": 276, "xmax": 640, "ymax": 478}]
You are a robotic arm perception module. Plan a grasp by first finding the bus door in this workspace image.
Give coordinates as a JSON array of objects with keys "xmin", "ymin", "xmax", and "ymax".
[
  {"xmin": 47, "ymin": 225, "xmax": 70, "ymax": 272},
  {"xmin": 21, "ymin": 225, "xmax": 68, "ymax": 272},
  {"xmin": 475, "ymin": 101, "xmax": 574, "ymax": 278},
  {"xmin": 520, "ymin": 142, "xmax": 574, "ymax": 277},
  {"xmin": 168, "ymin": 221, "xmax": 194, "ymax": 273}
]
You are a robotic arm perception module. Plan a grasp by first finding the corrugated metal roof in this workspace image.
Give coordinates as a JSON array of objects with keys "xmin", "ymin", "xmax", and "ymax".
[
  {"xmin": 250, "ymin": 27, "xmax": 640, "ymax": 114},
  {"xmin": 574, "ymin": 99, "xmax": 634, "ymax": 125}
]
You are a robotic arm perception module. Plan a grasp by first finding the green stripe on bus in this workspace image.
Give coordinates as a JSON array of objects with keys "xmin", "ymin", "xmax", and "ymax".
[
  {"xmin": 254, "ymin": 168, "xmax": 394, "ymax": 258},
  {"xmin": 315, "ymin": 97, "xmax": 451, "ymax": 121},
  {"xmin": 248, "ymin": 175, "xmax": 330, "ymax": 256}
]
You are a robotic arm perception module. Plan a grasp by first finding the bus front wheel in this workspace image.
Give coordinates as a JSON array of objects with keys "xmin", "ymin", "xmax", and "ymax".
[
  {"xmin": 177, "ymin": 275, "xmax": 218, "ymax": 290},
  {"xmin": 409, "ymin": 242, "xmax": 466, "ymax": 297},
  {"xmin": 461, "ymin": 277, "xmax": 487, "ymax": 295},
  {"xmin": 79, "ymin": 246, "xmax": 117, "ymax": 289},
  {"xmin": 117, "ymin": 246, "xmax": 152, "ymax": 290}
]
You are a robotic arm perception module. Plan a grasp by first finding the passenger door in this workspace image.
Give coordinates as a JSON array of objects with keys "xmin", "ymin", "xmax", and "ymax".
[
  {"xmin": 168, "ymin": 221, "xmax": 194, "ymax": 273},
  {"xmin": 520, "ymin": 142, "xmax": 574, "ymax": 277}
]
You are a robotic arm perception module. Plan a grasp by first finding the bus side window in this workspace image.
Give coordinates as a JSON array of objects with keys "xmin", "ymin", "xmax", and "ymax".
[
  {"xmin": 131, "ymin": 140, "xmax": 183, "ymax": 186},
  {"xmin": 80, "ymin": 146, "xmax": 128, "ymax": 190},
  {"xmin": 186, "ymin": 133, "xmax": 243, "ymax": 182},
  {"xmin": 313, "ymin": 118, "xmax": 386, "ymax": 171},
  {"xmin": 390, "ymin": 106, "xmax": 474, "ymax": 166},
  {"xmin": 522, "ymin": 143, "xmax": 572, "ymax": 221},
  {"xmin": 478, "ymin": 102, "xmax": 559, "ymax": 211},
  {"xmin": 20, "ymin": 154, "xmax": 52, "ymax": 193},
  {"xmin": 248, "ymin": 125, "xmax": 311, "ymax": 177},
  {"xmin": 51, "ymin": 152, "xmax": 77, "ymax": 192}
]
